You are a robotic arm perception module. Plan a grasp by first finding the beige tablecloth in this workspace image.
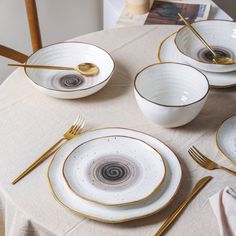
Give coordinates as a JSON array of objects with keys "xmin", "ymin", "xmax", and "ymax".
[{"xmin": 0, "ymin": 25, "xmax": 236, "ymax": 236}]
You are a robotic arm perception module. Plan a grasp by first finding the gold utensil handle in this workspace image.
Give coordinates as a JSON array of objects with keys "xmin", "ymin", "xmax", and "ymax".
[
  {"xmin": 178, "ymin": 13, "xmax": 216, "ymax": 57},
  {"xmin": 220, "ymin": 166, "xmax": 236, "ymax": 176},
  {"xmin": 8, "ymin": 63, "xmax": 74, "ymax": 71},
  {"xmin": 155, "ymin": 176, "xmax": 212, "ymax": 236},
  {"xmin": 12, "ymin": 138, "xmax": 66, "ymax": 184}
]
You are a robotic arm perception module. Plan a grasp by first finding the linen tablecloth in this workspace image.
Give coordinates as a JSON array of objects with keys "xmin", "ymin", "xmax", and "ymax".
[{"xmin": 0, "ymin": 25, "xmax": 236, "ymax": 236}]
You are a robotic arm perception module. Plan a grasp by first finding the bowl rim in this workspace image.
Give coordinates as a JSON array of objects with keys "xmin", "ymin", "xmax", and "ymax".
[
  {"xmin": 174, "ymin": 19, "xmax": 236, "ymax": 66},
  {"xmin": 24, "ymin": 42, "xmax": 115, "ymax": 92},
  {"xmin": 134, "ymin": 62, "xmax": 210, "ymax": 108}
]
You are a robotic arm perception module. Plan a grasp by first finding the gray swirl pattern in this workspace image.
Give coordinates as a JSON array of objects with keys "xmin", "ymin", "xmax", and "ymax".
[
  {"xmin": 88, "ymin": 156, "xmax": 140, "ymax": 191},
  {"xmin": 198, "ymin": 46, "xmax": 234, "ymax": 63},
  {"xmin": 59, "ymin": 74, "xmax": 84, "ymax": 88}
]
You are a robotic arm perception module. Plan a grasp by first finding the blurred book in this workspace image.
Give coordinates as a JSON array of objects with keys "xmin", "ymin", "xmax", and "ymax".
[{"xmin": 145, "ymin": 0, "xmax": 211, "ymax": 25}]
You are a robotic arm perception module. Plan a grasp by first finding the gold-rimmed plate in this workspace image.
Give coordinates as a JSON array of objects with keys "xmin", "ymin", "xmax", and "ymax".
[
  {"xmin": 48, "ymin": 127, "xmax": 182, "ymax": 223},
  {"xmin": 158, "ymin": 32, "xmax": 236, "ymax": 88},
  {"xmin": 216, "ymin": 116, "xmax": 236, "ymax": 165},
  {"xmin": 62, "ymin": 135, "xmax": 166, "ymax": 206}
]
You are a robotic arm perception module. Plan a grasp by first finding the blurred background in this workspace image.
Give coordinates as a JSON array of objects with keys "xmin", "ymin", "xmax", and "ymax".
[
  {"xmin": 214, "ymin": 0, "xmax": 235, "ymax": 19},
  {"xmin": 0, "ymin": 0, "xmax": 234, "ymax": 83},
  {"xmin": 0, "ymin": 0, "xmax": 103, "ymax": 82}
]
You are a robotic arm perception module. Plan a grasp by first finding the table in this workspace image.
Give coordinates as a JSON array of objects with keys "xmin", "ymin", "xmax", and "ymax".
[{"xmin": 1, "ymin": 24, "xmax": 236, "ymax": 236}]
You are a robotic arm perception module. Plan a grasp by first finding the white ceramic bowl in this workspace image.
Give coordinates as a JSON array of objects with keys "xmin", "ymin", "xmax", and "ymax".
[
  {"xmin": 175, "ymin": 20, "xmax": 236, "ymax": 73},
  {"xmin": 25, "ymin": 42, "xmax": 115, "ymax": 99},
  {"xmin": 134, "ymin": 63, "xmax": 209, "ymax": 128}
]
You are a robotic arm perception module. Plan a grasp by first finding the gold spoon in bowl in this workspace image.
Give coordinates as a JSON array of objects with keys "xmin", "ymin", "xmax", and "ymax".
[
  {"xmin": 178, "ymin": 13, "xmax": 234, "ymax": 65},
  {"xmin": 8, "ymin": 62, "xmax": 99, "ymax": 76}
]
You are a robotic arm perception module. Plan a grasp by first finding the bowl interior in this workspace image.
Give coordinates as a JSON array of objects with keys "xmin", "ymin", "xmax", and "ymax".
[
  {"xmin": 26, "ymin": 42, "xmax": 114, "ymax": 91},
  {"xmin": 135, "ymin": 63, "xmax": 209, "ymax": 106},
  {"xmin": 175, "ymin": 21, "xmax": 236, "ymax": 63}
]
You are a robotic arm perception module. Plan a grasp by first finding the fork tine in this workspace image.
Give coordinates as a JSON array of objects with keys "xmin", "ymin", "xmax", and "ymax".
[
  {"xmin": 188, "ymin": 149, "xmax": 206, "ymax": 168},
  {"xmin": 74, "ymin": 117, "xmax": 85, "ymax": 134},
  {"xmin": 73, "ymin": 115, "xmax": 81, "ymax": 126},
  {"xmin": 69, "ymin": 116, "xmax": 80, "ymax": 132},
  {"xmin": 71, "ymin": 115, "xmax": 82, "ymax": 134},
  {"xmin": 77, "ymin": 119, "xmax": 85, "ymax": 132},
  {"xmin": 190, "ymin": 147, "xmax": 208, "ymax": 164},
  {"xmin": 192, "ymin": 146, "xmax": 210, "ymax": 163}
]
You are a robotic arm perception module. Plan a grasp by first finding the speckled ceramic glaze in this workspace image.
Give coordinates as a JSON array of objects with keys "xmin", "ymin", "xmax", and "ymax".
[
  {"xmin": 63, "ymin": 135, "xmax": 165, "ymax": 206},
  {"xmin": 158, "ymin": 32, "xmax": 236, "ymax": 88},
  {"xmin": 48, "ymin": 128, "xmax": 182, "ymax": 223},
  {"xmin": 175, "ymin": 20, "xmax": 236, "ymax": 73},
  {"xmin": 25, "ymin": 42, "xmax": 115, "ymax": 99},
  {"xmin": 216, "ymin": 116, "xmax": 236, "ymax": 165}
]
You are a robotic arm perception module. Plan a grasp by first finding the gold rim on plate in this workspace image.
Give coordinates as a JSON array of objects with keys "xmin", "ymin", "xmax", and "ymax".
[
  {"xmin": 47, "ymin": 127, "xmax": 183, "ymax": 223},
  {"xmin": 157, "ymin": 31, "xmax": 236, "ymax": 89},
  {"xmin": 157, "ymin": 31, "xmax": 177, "ymax": 63},
  {"xmin": 62, "ymin": 135, "xmax": 166, "ymax": 207},
  {"xmin": 215, "ymin": 115, "xmax": 236, "ymax": 167}
]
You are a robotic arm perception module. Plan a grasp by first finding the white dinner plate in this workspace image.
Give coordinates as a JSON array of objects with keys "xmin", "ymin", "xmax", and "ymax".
[
  {"xmin": 158, "ymin": 32, "xmax": 236, "ymax": 88},
  {"xmin": 63, "ymin": 135, "xmax": 166, "ymax": 206},
  {"xmin": 216, "ymin": 116, "xmax": 236, "ymax": 165},
  {"xmin": 48, "ymin": 128, "xmax": 182, "ymax": 223}
]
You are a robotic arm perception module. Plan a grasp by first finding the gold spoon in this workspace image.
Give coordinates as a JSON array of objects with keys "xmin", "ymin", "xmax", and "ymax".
[
  {"xmin": 178, "ymin": 13, "xmax": 234, "ymax": 65},
  {"xmin": 8, "ymin": 62, "xmax": 99, "ymax": 76}
]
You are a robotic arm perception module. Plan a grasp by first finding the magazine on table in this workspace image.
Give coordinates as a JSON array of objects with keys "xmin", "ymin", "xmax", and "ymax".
[{"xmin": 145, "ymin": 0, "xmax": 211, "ymax": 25}]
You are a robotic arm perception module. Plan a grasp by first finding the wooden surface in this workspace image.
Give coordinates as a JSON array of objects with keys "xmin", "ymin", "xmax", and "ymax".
[
  {"xmin": 0, "ymin": 45, "xmax": 28, "ymax": 63},
  {"xmin": 25, "ymin": 0, "xmax": 42, "ymax": 52}
]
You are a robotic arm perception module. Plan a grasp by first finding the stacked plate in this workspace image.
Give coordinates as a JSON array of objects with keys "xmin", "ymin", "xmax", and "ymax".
[
  {"xmin": 158, "ymin": 20, "xmax": 236, "ymax": 88},
  {"xmin": 48, "ymin": 128, "xmax": 182, "ymax": 223}
]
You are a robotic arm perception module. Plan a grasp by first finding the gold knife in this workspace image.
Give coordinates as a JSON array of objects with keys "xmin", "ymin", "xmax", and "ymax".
[{"xmin": 155, "ymin": 176, "xmax": 213, "ymax": 236}]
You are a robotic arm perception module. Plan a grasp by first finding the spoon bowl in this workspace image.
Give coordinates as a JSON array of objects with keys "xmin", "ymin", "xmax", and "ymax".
[
  {"xmin": 75, "ymin": 63, "xmax": 99, "ymax": 75},
  {"xmin": 213, "ymin": 55, "xmax": 234, "ymax": 65}
]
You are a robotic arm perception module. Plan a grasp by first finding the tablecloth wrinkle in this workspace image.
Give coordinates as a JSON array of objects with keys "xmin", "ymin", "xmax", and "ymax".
[{"xmin": 210, "ymin": 187, "xmax": 236, "ymax": 236}]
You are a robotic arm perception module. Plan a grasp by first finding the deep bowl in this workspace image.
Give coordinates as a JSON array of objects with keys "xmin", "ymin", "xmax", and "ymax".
[
  {"xmin": 175, "ymin": 20, "xmax": 236, "ymax": 73},
  {"xmin": 134, "ymin": 63, "xmax": 209, "ymax": 128},
  {"xmin": 25, "ymin": 42, "xmax": 115, "ymax": 99}
]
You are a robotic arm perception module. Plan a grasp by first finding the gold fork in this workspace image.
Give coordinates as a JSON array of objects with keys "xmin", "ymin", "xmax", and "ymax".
[
  {"xmin": 12, "ymin": 115, "xmax": 85, "ymax": 184},
  {"xmin": 188, "ymin": 146, "xmax": 236, "ymax": 176}
]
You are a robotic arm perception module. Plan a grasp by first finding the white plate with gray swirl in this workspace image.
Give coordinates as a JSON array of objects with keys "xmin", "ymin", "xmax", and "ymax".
[
  {"xmin": 62, "ymin": 135, "xmax": 166, "ymax": 206},
  {"xmin": 48, "ymin": 128, "xmax": 182, "ymax": 223}
]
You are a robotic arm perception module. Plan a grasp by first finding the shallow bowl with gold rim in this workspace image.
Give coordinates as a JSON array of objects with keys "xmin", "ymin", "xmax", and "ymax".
[
  {"xmin": 175, "ymin": 20, "xmax": 236, "ymax": 73},
  {"xmin": 158, "ymin": 32, "xmax": 236, "ymax": 88},
  {"xmin": 25, "ymin": 42, "xmax": 115, "ymax": 99},
  {"xmin": 134, "ymin": 63, "xmax": 209, "ymax": 128},
  {"xmin": 62, "ymin": 135, "xmax": 166, "ymax": 206}
]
